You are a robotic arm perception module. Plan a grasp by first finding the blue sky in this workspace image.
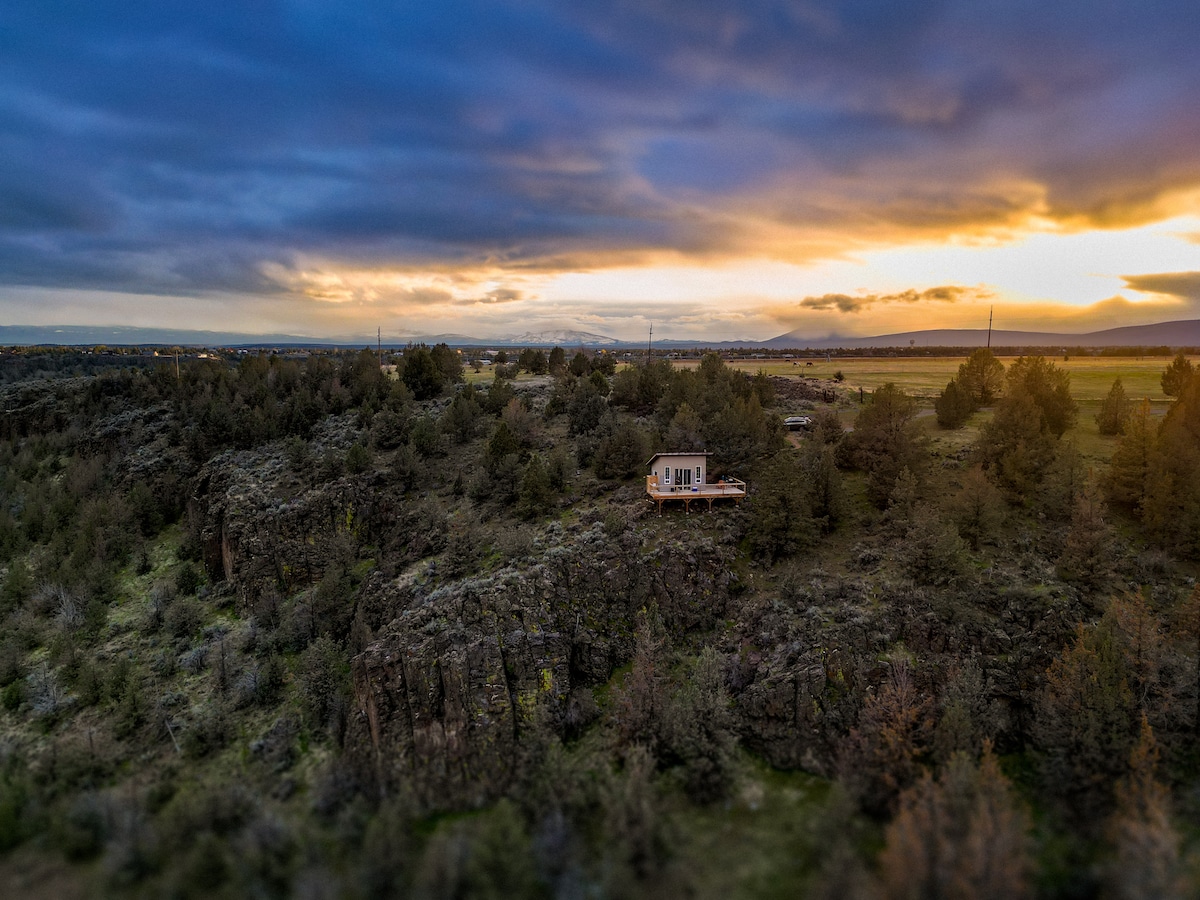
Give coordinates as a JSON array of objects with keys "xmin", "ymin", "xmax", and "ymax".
[{"xmin": 2, "ymin": 1, "xmax": 1200, "ymax": 340}]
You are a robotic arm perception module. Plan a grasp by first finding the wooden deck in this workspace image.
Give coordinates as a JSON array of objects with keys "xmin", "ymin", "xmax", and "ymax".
[{"xmin": 645, "ymin": 475, "xmax": 746, "ymax": 513}]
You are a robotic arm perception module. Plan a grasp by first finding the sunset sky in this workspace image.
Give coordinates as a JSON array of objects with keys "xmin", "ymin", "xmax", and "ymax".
[{"xmin": 2, "ymin": 2, "xmax": 1200, "ymax": 342}]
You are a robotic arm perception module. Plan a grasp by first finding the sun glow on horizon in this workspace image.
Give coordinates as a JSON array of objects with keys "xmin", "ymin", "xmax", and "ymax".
[{"xmin": 258, "ymin": 213, "xmax": 1200, "ymax": 341}]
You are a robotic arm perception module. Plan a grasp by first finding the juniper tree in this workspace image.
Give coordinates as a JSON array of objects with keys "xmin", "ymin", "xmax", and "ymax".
[
  {"xmin": 518, "ymin": 453, "xmax": 555, "ymax": 519},
  {"xmin": 1160, "ymin": 351, "xmax": 1194, "ymax": 398},
  {"xmin": 1096, "ymin": 377, "xmax": 1132, "ymax": 435},
  {"xmin": 1033, "ymin": 622, "xmax": 1137, "ymax": 822},
  {"xmin": 747, "ymin": 452, "xmax": 818, "ymax": 563},
  {"xmin": 1102, "ymin": 717, "xmax": 1189, "ymax": 900},
  {"xmin": 1057, "ymin": 477, "xmax": 1117, "ymax": 592},
  {"xmin": 957, "ymin": 348, "xmax": 1005, "ymax": 406},
  {"xmin": 978, "ymin": 357, "xmax": 1076, "ymax": 497},
  {"xmin": 1107, "ymin": 399, "xmax": 1157, "ymax": 512},
  {"xmin": 1143, "ymin": 375, "xmax": 1200, "ymax": 556},
  {"xmin": 948, "ymin": 467, "xmax": 1005, "ymax": 551},
  {"xmin": 935, "ymin": 377, "xmax": 973, "ymax": 428},
  {"xmin": 841, "ymin": 383, "xmax": 925, "ymax": 508},
  {"xmin": 878, "ymin": 749, "xmax": 1031, "ymax": 900}
]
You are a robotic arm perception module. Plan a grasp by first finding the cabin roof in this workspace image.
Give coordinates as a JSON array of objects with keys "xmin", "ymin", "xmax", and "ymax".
[{"xmin": 646, "ymin": 451, "xmax": 712, "ymax": 466}]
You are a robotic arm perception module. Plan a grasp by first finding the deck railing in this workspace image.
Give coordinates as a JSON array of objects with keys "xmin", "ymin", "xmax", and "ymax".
[{"xmin": 645, "ymin": 475, "xmax": 746, "ymax": 495}]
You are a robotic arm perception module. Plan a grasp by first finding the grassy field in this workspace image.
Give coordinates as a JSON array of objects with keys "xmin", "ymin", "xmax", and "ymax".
[
  {"xmin": 698, "ymin": 353, "xmax": 1175, "ymax": 474},
  {"xmin": 456, "ymin": 354, "xmax": 1174, "ymax": 473},
  {"xmin": 691, "ymin": 355, "xmax": 1181, "ymax": 403},
  {"xmin": 455, "ymin": 354, "xmax": 1183, "ymax": 401}
]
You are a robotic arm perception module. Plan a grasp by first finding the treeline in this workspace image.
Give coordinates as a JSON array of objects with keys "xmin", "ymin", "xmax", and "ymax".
[{"xmin": 931, "ymin": 349, "xmax": 1200, "ymax": 560}]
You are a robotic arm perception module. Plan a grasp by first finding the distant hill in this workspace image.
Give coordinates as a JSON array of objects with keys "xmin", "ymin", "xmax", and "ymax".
[
  {"xmin": 0, "ymin": 325, "xmax": 625, "ymax": 349},
  {"xmin": 764, "ymin": 319, "xmax": 1200, "ymax": 350},
  {"xmin": 0, "ymin": 325, "xmax": 337, "ymax": 347},
  {"xmin": 407, "ymin": 330, "xmax": 622, "ymax": 347}
]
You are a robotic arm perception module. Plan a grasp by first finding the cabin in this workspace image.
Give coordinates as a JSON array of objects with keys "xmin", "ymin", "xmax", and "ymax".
[{"xmin": 645, "ymin": 451, "xmax": 746, "ymax": 514}]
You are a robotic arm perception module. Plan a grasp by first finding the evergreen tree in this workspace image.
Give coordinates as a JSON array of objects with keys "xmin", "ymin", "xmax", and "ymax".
[
  {"xmin": 666, "ymin": 402, "xmax": 705, "ymax": 451},
  {"xmin": 516, "ymin": 347, "xmax": 548, "ymax": 375},
  {"xmin": 1039, "ymin": 441, "xmax": 1086, "ymax": 522},
  {"xmin": 747, "ymin": 453, "xmax": 816, "ymax": 563},
  {"xmin": 569, "ymin": 351, "xmax": 590, "ymax": 377},
  {"xmin": 902, "ymin": 504, "xmax": 967, "ymax": 585},
  {"xmin": 566, "ymin": 378, "xmax": 607, "ymax": 436},
  {"xmin": 841, "ymin": 383, "xmax": 925, "ymax": 508},
  {"xmin": 935, "ymin": 377, "xmax": 973, "ymax": 428},
  {"xmin": 486, "ymin": 421, "xmax": 521, "ymax": 473},
  {"xmin": 879, "ymin": 749, "xmax": 1031, "ymax": 900},
  {"xmin": 1102, "ymin": 718, "xmax": 1189, "ymax": 900},
  {"xmin": 430, "ymin": 343, "xmax": 463, "ymax": 383},
  {"xmin": 957, "ymin": 348, "xmax": 1005, "ymax": 406},
  {"xmin": 839, "ymin": 661, "xmax": 932, "ymax": 815},
  {"xmin": 1160, "ymin": 351, "xmax": 1194, "ymax": 397},
  {"xmin": 518, "ymin": 453, "xmax": 555, "ymax": 519},
  {"xmin": 592, "ymin": 415, "xmax": 648, "ymax": 480},
  {"xmin": 482, "ymin": 372, "xmax": 516, "ymax": 415},
  {"xmin": 1057, "ymin": 478, "xmax": 1117, "ymax": 592},
  {"xmin": 401, "ymin": 345, "xmax": 442, "ymax": 400},
  {"xmin": 798, "ymin": 442, "xmax": 845, "ymax": 531},
  {"xmin": 948, "ymin": 467, "xmax": 1005, "ymax": 550},
  {"xmin": 1142, "ymin": 376, "xmax": 1200, "ymax": 556},
  {"xmin": 1096, "ymin": 377, "xmax": 1132, "ymax": 435},
  {"xmin": 588, "ymin": 368, "xmax": 610, "ymax": 397},
  {"xmin": 978, "ymin": 357, "xmax": 1075, "ymax": 497},
  {"xmin": 1107, "ymin": 399, "xmax": 1157, "ymax": 512},
  {"xmin": 441, "ymin": 385, "xmax": 483, "ymax": 443},
  {"xmin": 1033, "ymin": 622, "xmax": 1137, "ymax": 821}
]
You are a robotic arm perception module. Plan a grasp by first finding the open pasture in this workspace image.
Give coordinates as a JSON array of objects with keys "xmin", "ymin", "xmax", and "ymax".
[{"xmin": 699, "ymin": 354, "xmax": 1181, "ymax": 402}]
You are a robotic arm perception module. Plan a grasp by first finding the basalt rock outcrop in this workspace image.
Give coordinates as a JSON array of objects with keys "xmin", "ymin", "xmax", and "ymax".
[
  {"xmin": 189, "ymin": 416, "xmax": 394, "ymax": 603},
  {"xmin": 348, "ymin": 523, "xmax": 735, "ymax": 811},
  {"xmin": 726, "ymin": 569, "xmax": 1087, "ymax": 775}
]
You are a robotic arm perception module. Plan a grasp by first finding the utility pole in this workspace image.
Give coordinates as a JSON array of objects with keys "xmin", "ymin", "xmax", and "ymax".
[
  {"xmin": 377, "ymin": 326, "xmax": 382, "ymax": 367},
  {"xmin": 987, "ymin": 306, "xmax": 993, "ymax": 349},
  {"xmin": 647, "ymin": 322, "xmax": 653, "ymax": 364}
]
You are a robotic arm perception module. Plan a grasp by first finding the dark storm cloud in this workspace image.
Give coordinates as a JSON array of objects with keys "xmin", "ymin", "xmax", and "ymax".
[
  {"xmin": 1122, "ymin": 272, "xmax": 1200, "ymax": 301},
  {"xmin": 799, "ymin": 285, "xmax": 987, "ymax": 313},
  {"xmin": 2, "ymin": 1, "xmax": 1200, "ymax": 298},
  {"xmin": 477, "ymin": 288, "xmax": 524, "ymax": 305}
]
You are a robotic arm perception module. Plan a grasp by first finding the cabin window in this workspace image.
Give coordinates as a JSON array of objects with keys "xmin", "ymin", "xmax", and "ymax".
[{"xmin": 696, "ymin": 466, "xmax": 702, "ymax": 484}]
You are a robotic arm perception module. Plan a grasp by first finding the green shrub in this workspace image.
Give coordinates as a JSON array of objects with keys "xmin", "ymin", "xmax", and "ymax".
[
  {"xmin": 175, "ymin": 563, "xmax": 203, "ymax": 597},
  {"xmin": 1, "ymin": 679, "xmax": 22, "ymax": 712},
  {"xmin": 165, "ymin": 598, "xmax": 203, "ymax": 641},
  {"xmin": 345, "ymin": 441, "xmax": 372, "ymax": 475}
]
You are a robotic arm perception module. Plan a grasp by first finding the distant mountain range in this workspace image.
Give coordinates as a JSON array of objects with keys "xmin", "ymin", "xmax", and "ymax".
[
  {"xmin": 760, "ymin": 319, "xmax": 1200, "ymax": 350},
  {"xmin": 4, "ymin": 320, "xmax": 1200, "ymax": 350},
  {"xmin": 0, "ymin": 325, "xmax": 622, "ymax": 349}
]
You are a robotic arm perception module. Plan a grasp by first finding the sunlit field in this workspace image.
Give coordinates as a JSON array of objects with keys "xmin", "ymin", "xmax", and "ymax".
[{"xmin": 696, "ymin": 355, "xmax": 1180, "ymax": 402}]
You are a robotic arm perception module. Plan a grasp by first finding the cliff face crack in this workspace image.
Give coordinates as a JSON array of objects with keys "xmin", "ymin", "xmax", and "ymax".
[{"xmin": 495, "ymin": 631, "xmax": 522, "ymax": 745}]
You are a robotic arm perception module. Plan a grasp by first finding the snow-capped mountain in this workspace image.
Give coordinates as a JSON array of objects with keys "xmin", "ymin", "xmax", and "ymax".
[{"xmin": 501, "ymin": 330, "xmax": 620, "ymax": 346}]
